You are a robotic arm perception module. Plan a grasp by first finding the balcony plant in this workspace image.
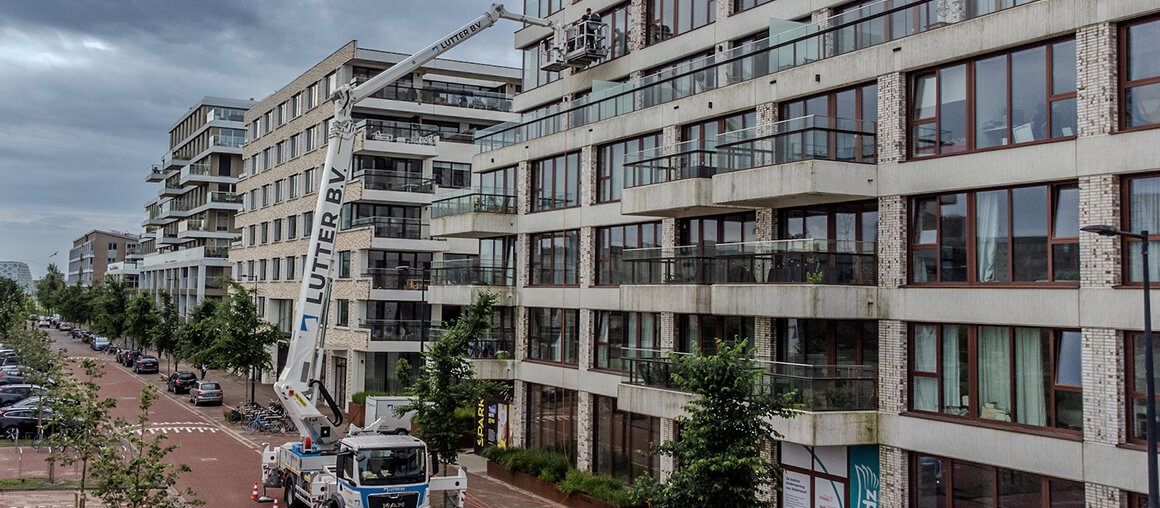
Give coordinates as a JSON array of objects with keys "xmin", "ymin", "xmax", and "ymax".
[{"xmin": 495, "ymin": 350, "xmax": 511, "ymax": 359}]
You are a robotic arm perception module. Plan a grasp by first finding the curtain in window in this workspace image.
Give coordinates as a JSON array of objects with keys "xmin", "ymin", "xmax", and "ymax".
[
  {"xmin": 978, "ymin": 327, "xmax": 1012, "ymax": 421},
  {"xmin": 913, "ymin": 325, "xmax": 938, "ymax": 412},
  {"xmin": 976, "ymin": 190, "xmax": 1008, "ymax": 281},
  {"xmin": 942, "ymin": 325, "xmax": 966, "ymax": 415},
  {"xmin": 1129, "ymin": 177, "xmax": 1160, "ymax": 281},
  {"xmin": 1014, "ymin": 328, "xmax": 1047, "ymax": 426}
]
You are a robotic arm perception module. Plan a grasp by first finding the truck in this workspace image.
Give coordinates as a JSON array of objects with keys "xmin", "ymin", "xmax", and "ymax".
[{"xmin": 257, "ymin": 4, "xmax": 605, "ymax": 507}]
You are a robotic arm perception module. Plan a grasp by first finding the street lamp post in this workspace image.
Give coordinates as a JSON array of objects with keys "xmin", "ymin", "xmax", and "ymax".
[{"xmin": 1083, "ymin": 224, "xmax": 1156, "ymax": 507}]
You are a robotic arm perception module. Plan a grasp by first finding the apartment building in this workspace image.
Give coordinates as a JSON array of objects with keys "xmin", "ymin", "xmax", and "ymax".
[
  {"xmin": 137, "ymin": 97, "xmax": 256, "ymax": 315},
  {"xmin": 0, "ymin": 261, "xmax": 33, "ymax": 294},
  {"xmin": 231, "ymin": 41, "xmax": 521, "ymax": 400},
  {"xmin": 67, "ymin": 230, "xmax": 141, "ymax": 286},
  {"xmin": 430, "ymin": 0, "xmax": 1160, "ymax": 505}
]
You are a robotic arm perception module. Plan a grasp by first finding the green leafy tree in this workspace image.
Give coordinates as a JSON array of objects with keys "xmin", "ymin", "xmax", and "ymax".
[
  {"xmin": 46, "ymin": 358, "xmax": 117, "ymax": 507},
  {"xmin": 37, "ymin": 264, "xmax": 66, "ymax": 314},
  {"xmin": 93, "ymin": 277, "xmax": 130, "ymax": 346},
  {"xmin": 0, "ymin": 277, "xmax": 31, "ymax": 340},
  {"xmin": 201, "ymin": 281, "xmax": 283, "ymax": 401},
  {"xmin": 60, "ymin": 280, "xmax": 95, "ymax": 329},
  {"xmin": 92, "ymin": 385, "xmax": 202, "ymax": 507},
  {"xmin": 125, "ymin": 291, "xmax": 159, "ymax": 353},
  {"xmin": 176, "ymin": 299, "xmax": 219, "ymax": 368},
  {"xmin": 154, "ymin": 291, "xmax": 180, "ymax": 373},
  {"xmin": 398, "ymin": 292, "xmax": 499, "ymax": 473},
  {"xmin": 633, "ymin": 339, "xmax": 796, "ymax": 508}
]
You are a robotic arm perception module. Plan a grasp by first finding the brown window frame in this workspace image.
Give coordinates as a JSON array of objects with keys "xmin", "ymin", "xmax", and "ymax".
[
  {"xmin": 1120, "ymin": 15, "xmax": 1160, "ymax": 131},
  {"xmin": 529, "ymin": 230, "xmax": 579, "ymax": 286},
  {"xmin": 681, "ymin": 111, "xmax": 757, "ymax": 151},
  {"xmin": 775, "ymin": 318, "xmax": 878, "ymax": 366},
  {"xmin": 1126, "ymin": 332, "xmax": 1160, "ymax": 445},
  {"xmin": 479, "ymin": 166, "xmax": 518, "ymax": 197},
  {"xmin": 909, "ymin": 182, "xmax": 1080, "ymax": 286},
  {"xmin": 598, "ymin": 132, "xmax": 662, "ymax": 203},
  {"xmin": 676, "ymin": 314, "xmax": 754, "ymax": 354},
  {"xmin": 1120, "ymin": 172, "xmax": 1160, "ymax": 285},
  {"xmin": 593, "ymin": 311, "xmax": 661, "ymax": 372},
  {"xmin": 527, "ymin": 309, "xmax": 579, "ymax": 365},
  {"xmin": 596, "ymin": 222, "xmax": 662, "ymax": 285},
  {"xmin": 530, "ymin": 152, "xmax": 580, "ymax": 212},
  {"xmin": 908, "ymin": 36, "xmax": 1077, "ymax": 160},
  {"xmin": 646, "ymin": 0, "xmax": 716, "ymax": 47},
  {"xmin": 910, "ymin": 452, "xmax": 1086, "ymax": 507},
  {"xmin": 526, "ymin": 383, "xmax": 577, "ymax": 463},
  {"xmin": 778, "ymin": 82, "xmax": 879, "ymax": 163},
  {"xmin": 908, "ymin": 323, "xmax": 1083, "ymax": 435},
  {"xmin": 732, "ymin": 0, "xmax": 771, "ymax": 14},
  {"xmin": 593, "ymin": 395, "xmax": 660, "ymax": 482}
]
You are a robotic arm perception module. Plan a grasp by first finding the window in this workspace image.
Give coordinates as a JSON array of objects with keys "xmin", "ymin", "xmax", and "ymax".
[
  {"xmin": 911, "ymin": 324, "xmax": 1083, "ymax": 431},
  {"xmin": 598, "ymin": 132, "xmax": 661, "ymax": 202},
  {"xmin": 432, "ymin": 161, "xmax": 470, "ymax": 189},
  {"xmin": 303, "ymin": 127, "xmax": 315, "ymax": 152},
  {"xmin": 1124, "ymin": 174, "xmax": 1160, "ymax": 282},
  {"xmin": 734, "ymin": 0, "xmax": 772, "ymax": 12},
  {"xmin": 528, "ymin": 308, "xmax": 579, "ymax": 364},
  {"xmin": 275, "ymin": 141, "xmax": 285, "ymax": 165},
  {"xmin": 303, "ymin": 211, "xmax": 314, "ymax": 237},
  {"xmin": 594, "ymin": 311, "xmax": 660, "ymax": 371},
  {"xmin": 522, "ymin": 0, "xmax": 564, "ymax": 17},
  {"xmin": 289, "ymin": 174, "xmax": 299, "ymax": 199},
  {"xmin": 289, "ymin": 134, "xmax": 299, "ymax": 158},
  {"xmin": 526, "ymin": 383, "xmax": 577, "ymax": 463},
  {"xmin": 261, "ymin": 185, "xmax": 270, "ymax": 206},
  {"xmin": 262, "ymin": 111, "xmax": 271, "ymax": 134},
  {"xmin": 677, "ymin": 314, "xmax": 754, "ymax": 354},
  {"xmin": 603, "ymin": 2, "xmax": 633, "ymax": 61},
  {"xmin": 290, "ymin": 94, "xmax": 301, "ymax": 118},
  {"xmin": 247, "ymin": 260, "xmax": 255, "ymax": 280},
  {"xmin": 259, "ymin": 259, "xmax": 268, "ymax": 281},
  {"xmin": 287, "ymin": 215, "xmax": 297, "ymax": 239},
  {"xmin": 304, "ymin": 168, "xmax": 317, "ymax": 194},
  {"xmin": 307, "ymin": 83, "xmax": 318, "ymax": 109},
  {"xmin": 833, "ymin": 0, "xmax": 936, "ymax": 56},
  {"xmin": 1122, "ymin": 17, "xmax": 1160, "ymax": 129},
  {"xmin": 530, "ymin": 230, "xmax": 579, "ymax": 285},
  {"xmin": 249, "ymin": 189, "xmax": 257, "ymax": 209},
  {"xmin": 966, "ymin": 0, "xmax": 1034, "ymax": 17},
  {"xmin": 274, "ymin": 179, "xmax": 284, "ymax": 203},
  {"xmin": 336, "ymin": 299, "xmax": 349, "ymax": 327},
  {"xmin": 257, "ymin": 296, "xmax": 266, "ymax": 317},
  {"xmin": 523, "ymin": 43, "xmax": 562, "ymax": 90},
  {"xmin": 260, "ymin": 222, "xmax": 269, "ymax": 244},
  {"xmin": 596, "ymin": 222, "xmax": 662, "ymax": 285},
  {"xmin": 531, "ymin": 152, "xmax": 580, "ymax": 211},
  {"xmin": 777, "ymin": 319, "xmax": 878, "ymax": 366},
  {"xmin": 271, "ymin": 258, "xmax": 281, "ymax": 281},
  {"xmin": 1128, "ymin": 333, "xmax": 1160, "ymax": 443},
  {"xmin": 778, "ymin": 82, "xmax": 878, "ymax": 163},
  {"xmin": 911, "ymin": 454, "xmax": 1084, "ymax": 507},
  {"xmin": 647, "ymin": 0, "xmax": 716, "ymax": 45},
  {"xmin": 771, "ymin": 201, "xmax": 878, "ymax": 284},
  {"xmin": 285, "ymin": 256, "xmax": 296, "ymax": 281},
  {"xmin": 247, "ymin": 225, "xmax": 256, "ymax": 246},
  {"xmin": 911, "ymin": 38, "xmax": 1076, "ymax": 157},
  {"xmin": 594, "ymin": 396, "xmax": 659, "ymax": 482},
  {"xmin": 273, "ymin": 219, "xmax": 283, "ymax": 242},
  {"xmin": 339, "ymin": 251, "xmax": 351, "ymax": 278},
  {"xmin": 480, "ymin": 167, "xmax": 518, "ymax": 196},
  {"xmin": 910, "ymin": 183, "xmax": 1079, "ymax": 284}
]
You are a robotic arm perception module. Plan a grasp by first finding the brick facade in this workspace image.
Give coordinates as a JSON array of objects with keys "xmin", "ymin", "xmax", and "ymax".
[
  {"xmin": 1077, "ymin": 23, "xmax": 1119, "ymax": 137},
  {"xmin": 1082, "ymin": 327, "xmax": 1126, "ymax": 445},
  {"xmin": 1080, "ymin": 174, "xmax": 1123, "ymax": 288}
]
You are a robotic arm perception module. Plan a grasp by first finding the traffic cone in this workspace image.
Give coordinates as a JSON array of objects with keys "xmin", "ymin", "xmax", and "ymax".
[
  {"xmin": 272, "ymin": 497, "xmax": 279, "ymax": 508},
  {"xmin": 251, "ymin": 482, "xmax": 260, "ymax": 499}
]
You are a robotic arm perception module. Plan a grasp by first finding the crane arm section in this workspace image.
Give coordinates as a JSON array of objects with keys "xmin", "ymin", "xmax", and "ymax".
[{"xmin": 273, "ymin": 3, "xmax": 554, "ymax": 452}]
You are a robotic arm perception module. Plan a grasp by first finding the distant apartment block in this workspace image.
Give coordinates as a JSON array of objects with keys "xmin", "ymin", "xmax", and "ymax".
[
  {"xmin": 0, "ymin": 261, "xmax": 33, "ymax": 294},
  {"xmin": 67, "ymin": 230, "xmax": 141, "ymax": 286},
  {"xmin": 137, "ymin": 97, "xmax": 256, "ymax": 315}
]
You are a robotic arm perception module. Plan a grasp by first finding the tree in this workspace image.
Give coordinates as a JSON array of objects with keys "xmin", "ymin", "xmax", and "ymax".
[
  {"xmin": 37, "ymin": 264, "xmax": 66, "ymax": 314},
  {"xmin": 60, "ymin": 280, "xmax": 95, "ymax": 329},
  {"xmin": 201, "ymin": 281, "xmax": 283, "ymax": 402},
  {"xmin": 176, "ymin": 299, "xmax": 219, "ymax": 367},
  {"xmin": 633, "ymin": 339, "xmax": 796, "ymax": 508},
  {"xmin": 0, "ymin": 277, "xmax": 31, "ymax": 340},
  {"xmin": 46, "ymin": 358, "xmax": 117, "ymax": 508},
  {"xmin": 93, "ymin": 277, "xmax": 129, "ymax": 346},
  {"xmin": 125, "ymin": 291, "xmax": 159, "ymax": 353},
  {"xmin": 154, "ymin": 291, "xmax": 180, "ymax": 373},
  {"xmin": 398, "ymin": 292, "xmax": 499, "ymax": 473},
  {"xmin": 92, "ymin": 385, "xmax": 202, "ymax": 507}
]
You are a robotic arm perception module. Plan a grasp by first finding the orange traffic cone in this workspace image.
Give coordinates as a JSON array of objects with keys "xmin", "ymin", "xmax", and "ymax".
[
  {"xmin": 272, "ymin": 497, "xmax": 279, "ymax": 508},
  {"xmin": 251, "ymin": 482, "xmax": 260, "ymax": 499}
]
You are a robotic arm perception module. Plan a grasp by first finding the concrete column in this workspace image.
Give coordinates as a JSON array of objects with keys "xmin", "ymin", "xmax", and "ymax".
[
  {"xmin": 1082, "ymin": 328, "xmax": 1126, "ymax": 445},
  {"xmin": 511, "ymin": 380, "xmax": 527, "ymax": 447},
  {"xmin": 629, "ymin": 0, "xmax": 648, "ymax": 52},
  {"xmin": 517, "ymin": 233, "xmax": 530, "ymax": 288},
  {"xmin": 758, "ymin": 440, "xmax": 778, "ymax": 504},
  {"xmin": 812, "ymin": 8, "xmax": 834, "ymax": 59},
  {"xmin": 659, "ymin": 418, "xmax": 678, "ymax": 480},
  {"xmin": 1077, "ymin": 23, "xmax": 1119, "ymax": 137},
  {"xmin": 660, "ymin": 312, "xmax": 676, "ymax": 350},
  {"xmin": 517, "ymin": 160, "xmax": 531, "ymax": 215},
  {"xmin": 576, "ymin": 391, "xmax": 594, "ymax": 471},
  {"xmin": 1079, "ymin": 174, "xmax": 1122, "ymax": 288},
  {"xmin": 879, "ymin": 445, "xmax": 909, "ymax": 508},
  {"xmin": 757, "ymin": 101, "xmax": 778, "ymax": 126},
  {"xmin": 581, "ymin": 145, "xmax": 598, "ymax": 206},
  {"xmin": 878, "ymin": 320, "xmax": 908, "ymax": 414},
  {"xmin": 878, "ymin": 195, "xmax": 907, "ymax": 288},
  {"xmin": 578, "ymin": 308, "xmax": 594, "ymax": 371},
  {"xmin": 877, "ymin": 73, "xmax": 907, "ymax": 165},
  {"xmin": 754, "ymin": 316, "xmax": 773, "ymax": 360},
  {"xmin": 756, "ymin": 209, "xmax": 775, "ymax": 241},
  {"xmin": 1084, "ymin": 483, "xmax": 1128, "ymax": 508},
  {"xmin": 580, "ymin": 227, "xmax": 595, "ymax": 288},
  {"xmin": 716, "ymin": 0, "xmax": 733, "ymax": 21},
  {"xmin": 515, "ymin": 306, "xmax": 529, "ymax": 361},
  {"xmin": 662, "ymin": 219, "xmax": 678, "ymax": 247}
]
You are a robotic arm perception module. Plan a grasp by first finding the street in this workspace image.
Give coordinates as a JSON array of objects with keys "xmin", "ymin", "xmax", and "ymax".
[{"xmin": 0, "ymin": 326, "xmax": 561, "ymax": 508}]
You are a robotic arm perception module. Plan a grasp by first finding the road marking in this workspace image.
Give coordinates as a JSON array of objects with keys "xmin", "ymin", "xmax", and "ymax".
[{"xmin": 201, "ymin": 457, "xmax": 219, "ymax": 462}]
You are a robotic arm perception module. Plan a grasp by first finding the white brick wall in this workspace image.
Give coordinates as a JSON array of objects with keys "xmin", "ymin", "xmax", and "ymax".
[
  {"xmin": 879, "ymin": 445, "xmax": 909, "ymax": 508},
  {"xmin": 576, "ymin": 391, "xmax": 594, "ymax": 471},
  {"xmin": 1078, "ymin": 23, "xmax": 1119, "ymax": 137},
  {"xmin": 1082, "ymin": 327, "xmax": 1126, "ymax": 445},
  {"xmin": 1080, "ymin": 174, "xmax": 1122, "ymax": 288}
]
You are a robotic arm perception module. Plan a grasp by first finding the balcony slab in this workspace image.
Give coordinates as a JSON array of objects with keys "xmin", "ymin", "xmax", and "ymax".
[
  {"xmin": 621, "ymin": 285, "xmax": 711, "ymax": 314},
  {"xmin": 355, "ymin": 132, "xmax": 440, "ymax": 159},
  {"xmin": 616, "ymin": 383, "xmax": 694, "ymax": 419},
  {"xmin": 712, "ymin": 284, "xmax": 877, "ymax": 319},
  {"xmin": 428, "ymin": 285, "xmax": 517, "ymax": 306},
  {"xmin": 712, "ymin": 159, "xmax": 878, "ymax": 208},
  {"xmin": 621, "ymin": 179, "xmax": 749, "ymax": 218},
  {"xmin": 773, "ymin": 410, "xmax": 878, "ymax": 447},
  {"xmin": 431, "ymin": 213, "xmax": 517, "ymax": 238}
]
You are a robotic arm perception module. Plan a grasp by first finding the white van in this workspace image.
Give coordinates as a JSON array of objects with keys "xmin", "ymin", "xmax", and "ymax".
[{"xmin": 90, "ymin": 336, "xmax": 110, "ymax": 351}]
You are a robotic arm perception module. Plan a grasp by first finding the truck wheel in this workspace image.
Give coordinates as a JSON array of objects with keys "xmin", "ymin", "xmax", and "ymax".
[{"xmin": 283, "ymin": 482, "xmax": 300, "ymax": 508}]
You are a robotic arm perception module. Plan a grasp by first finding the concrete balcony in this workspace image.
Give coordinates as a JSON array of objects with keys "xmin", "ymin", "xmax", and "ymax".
[
  {"xmin": 430, "ymin": 187, "xmax": 517, "ymax": 238},
  {"xmin": 427, "ymin": 260, "xmax": 516, "ymax": 306},
  {"xmin": 343, "ymin": 216, "xmax": 447, "ymax": 252},
  {"xmin": 354, "ymin": 120, "xmax": 440, "ymax": 159},
  {"xmin": 159, "ymin": 185, "xmax": 186, "ymax": 198},
  {"xmin": 712, "ymin": 116, "xmax": 878, "ymax": 208},
  {"xmin": 179, "ymin": 163, "xmax": 235, "ymax": 186},
  {"xmin": 620, "ymin": 139, "xmax": 746, "ymax": 217},
  {"xmin": 347, "ymin": 169, "xmax": 434, "ymax": 206},
  {"xmin": 145, "ymin": 165, "xmax": 166, "ymax": 182}
]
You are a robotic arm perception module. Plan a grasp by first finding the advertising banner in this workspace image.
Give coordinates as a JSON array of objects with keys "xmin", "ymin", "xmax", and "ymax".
[{"xmin": 849, "ymin": 445, "xmax": 881, "ymax": 508}]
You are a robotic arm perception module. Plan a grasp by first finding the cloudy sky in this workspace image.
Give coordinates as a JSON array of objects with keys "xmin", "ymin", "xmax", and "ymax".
[{"xmin": 0, "ymin": 0, "xmax": 522, "ymax": 279}]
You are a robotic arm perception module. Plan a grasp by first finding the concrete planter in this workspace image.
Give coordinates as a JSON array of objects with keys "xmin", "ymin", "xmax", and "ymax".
[{"xmin": 484, "ymin": 460, "xmax": 632, "ymax": 508}]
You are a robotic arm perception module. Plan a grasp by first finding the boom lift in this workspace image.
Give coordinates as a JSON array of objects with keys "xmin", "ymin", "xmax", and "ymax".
[{"xmin": 258, "ymin": 4, "xmax": 604, "ymax": 508}]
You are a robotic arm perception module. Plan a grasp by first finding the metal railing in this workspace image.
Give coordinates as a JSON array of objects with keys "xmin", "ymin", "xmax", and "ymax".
[
  {"xmin": 362, "ymin": 268, "xmax": 429, "ymax": 290},
  {"xmin": 466, "ymin": 330, "xmax": 515, "ymax": 359},
  {"xmin": 430, "ymin": 259, "xmax": 514, "ymax": 286},
  {"xmin": 475, "ymin": 0, "xmax": 1027, "ymax": 152},
  {"xmin": 209, "ymin": 191, "xmax": 242, "ymax": 204},
  {"xmin": 431, "ymin": 187, "xmax": 516, "ymax": 218},
  {"xmin": 361, "ymin": 119, "xmax": 440, "ymax": 146},
  {"xmin": 370, "ymin": 85, "xmax": 514, "ymax": 112},
  {"xmin": 713, "ymin": 239, "xmax": 877, "ymax": 285},
  {"xmin": 211, "ymin": 134, "xmax": 245, "ymax": 148},
  {"xmin": 622, "ymin": 348, "xmax": 877, "ymax": 410},
  {"xmin": 623, "ymin": 138, "xmax": 718, "ymax": 189},
  {"xmin": 346, "ymin": 217, "xmax": 429, "ymax": 240},
  {"xmin": 205, "ymin": 246, "xmax": 230, "ymax": 258},
  {"xmin": 185, "ymin": 219, "xmax": 204, "ymax": 231},
  {"xmin": 717, "ymin": 115, "xmax": 878, "ymax": 172},
  {"xmin": 622, "ymin": 245, "xmax": 716, "ymax": 284},
  {"xmin": 359, "ymin": 319, "xmax": 429, "ymax": 342},
  {"xmin": 187, "ymin": 163, "xmax": 214, "ymax": 176},
  {"xmin": 351, "ymin": 169, "xmax": 434, "ymax": 193}
]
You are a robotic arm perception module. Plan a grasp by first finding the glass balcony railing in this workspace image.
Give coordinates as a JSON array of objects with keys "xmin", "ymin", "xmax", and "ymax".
[
  {"xmin": 476, "ymin": 0, "xmax": 1025, "ymax": 153},
  {"xmin": 346, "ymin": 217, "xmax": 429, "ymax": 240},
  {"xmin": 370, "ymin": 85, "xmax": 514, "ymax": 112},
  {"xmin": 431, "ymin": 187, "xmax": 517, "ymax": 218},
  {"xmin": 351, "ymin": 168, "xmax": 434, "ymax": 193},
  {"xmin": 717, "ymin": 115, "xmax": 877, "ymax": 172},
  {"xmin": 430, "ymin": 259, "xmax": 514, "ymax": 286},
  {"xmin": 621, "ymin": 245, "xmax": 716, "ymax": 284},
  {"xmin": 359, "ymin": 318, "xmax": 430, "ymax": 342},
  {"xmin": 205, "ymin": 246, "xmax": 230, "ymax": 259},
  {"xmin": 623, "ymin": 139, "xmax": 717, "ymax": 189},
  {"xmin": 359, "ymin": 119, "xmax": 475, "ymax": 146},
  {"xmin": 713, "ymin": 239, "xmax": 876, "ymax": 285},
  {"xmin": 211, "ymin": 134, "xmax": 245, "ymax": 148},
  {"xmin": 187, "ymin": 163, "xmax": 214, "ymax": 176},
  {"xmin": 622, "ymin": 348, "xmax": 877, "ymax": 411},
  {"xmin": 362, "ymin": 268, "xmax": 429, "ymax": 290},
  {"xmin": 465, "ymin": 329, "xmax": 516, "ymax": 359},
  {"xmin": 185, "ymin": 219, "xmax": 204, "ymax": 231},
  {"xmin": 209, "ymin": 191, "xmax": 243, "ymax": 204}
]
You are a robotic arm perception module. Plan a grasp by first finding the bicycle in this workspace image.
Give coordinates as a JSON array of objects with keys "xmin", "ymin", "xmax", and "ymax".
[{"xmin": 244, "ymin": 412, "xmax": 285, "ymax": 435}]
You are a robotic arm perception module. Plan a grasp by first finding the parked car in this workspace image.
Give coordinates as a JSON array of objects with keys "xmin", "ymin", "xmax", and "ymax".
[
  {"xmin": 90, "ymin": 337, "xmax": 109, "ymax": 351},
  {"xmin": 167, "ymin": 372, "xmax": 197, "ymax": 394},
  {"xmin": 188, "ymin": 380, "xmax": 223, "ymax": 406},
  {"xmin": 0, "ymin": 357, "xmax": 22, "ymax": 367},
  {"xmin": 0, "ymin": 367, "xmax": 50, "ymax": 386},
  {"xmin": 8, "ymin": 396, "xmax": 76, "ymax": 410},
  {"xmin": 133, "ymin": 356, "xmax": 159, "ymax": 374},
  {"xmin": 0, "ymin": 406, "xmax": 58, "ymax": 438},
  {"xmin": 0, "ymin": 385, "xmax": 48, "ymax": 407},
  {"xmin": 57, "ymin": 322, "xmax": 72, "ymax": 332},
  {"xmin": 37, "ymin": 319, "xmax": 49, "ymax": 328},
  {"xmin": 120, "ymin": 350, "xmax": 141, "ymax": 367}
]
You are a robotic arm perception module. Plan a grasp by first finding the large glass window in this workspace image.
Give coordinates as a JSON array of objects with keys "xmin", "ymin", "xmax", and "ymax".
[
  {"xmin": 777, "ymin": 319, "xmax": 877, "ymax": 366},
  {"xmin": 596, "ymin": 222, "xmax": 662, "ymax": 285},
  {"xmin": 1128, "ymin": 333, "xmax": 1160, "ymax": 443},
  {"xmin": 1124, "ymin": 174, "xmax": 1160, "ymax": 283},
  {"xmin": 594, "ymin": 396, "xmax": 660, "ymax": 482},
  {"xmin": 594, "ymin": 311, "xmax": 660, "ymax": 372},
  {"xmin": 528, "ymin": 309, "xmax": 579, "ymax": 365},
  {"xmin": 432, "ymin": 161, "xmax": 470, "ymax": 189},
  {"xmin": 531, "ymin": 152, "xmax": 580, "ymax": 212},
  {"xmin": 911, "ymin": 38, "xmax": 1076, "ymax": 157},
  {"xmin": 911, "ymin": 454, "xmax": 1084, "ymax": 507},
  {"xmin": 1122, "ymin": 17, "xmax": 1160, "ymax": 129},
  {"xmin": 530, "ymin": 230, "xmax": 579, "ymax": 286},
  {"xmin": 523, "ymin": 42, "xmax": 562, "ymax": 90},
  {"xmin": 778, "ymin": 83, "xmax": 878, "ymax": 163},
  {"xmin": 677, "ymin": 314, "xmax": 754, "ymax": 354},
  {"xmin": 834, "ymin": 0, "xmax": 935, "ymax": 55},
  {"xmin": 480, "ymin": 166, "xmax": 518, "ymax": 197},
  {"xmin": 527, "ymin": 383, "xmax": 577, "ymax": 463},
  {"xmin": 603, "ymin": 2, "xmax": 633, "ymax": 61},
  {"xmin": 911, "ymin": 183, "xmax": 1079, "ymax": 284},
  {"xmin": 911, "ymin": 324, "xmax": 1082, "ymax": 431},
  {"xmin": 733, "ymin": 0, "xmax": 772, "ymax": 12},
  {"xmin": 598, "ymin": 132, "xmax": 661, "ymax": 202},
  {"xmin": 647, "ymin": 0, "xmax": 715, "ymax": 45}
]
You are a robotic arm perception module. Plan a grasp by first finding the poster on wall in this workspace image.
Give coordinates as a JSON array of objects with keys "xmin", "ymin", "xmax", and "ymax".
[
  {"xmin": 849, "ymin": 445, "xmax": 881, "ymax": 508},
  {"xmin": 474, "ymin": 398, "xmax": 510, "ymax": 452},
  {"xmin": 783, "ymin": 470, "xmax": 812, "ymax": 508}
]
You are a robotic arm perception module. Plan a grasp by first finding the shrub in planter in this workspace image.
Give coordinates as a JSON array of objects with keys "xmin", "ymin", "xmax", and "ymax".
[
  {"xmin": 558, "ymin": 469, "xmax": 638, "ymax": 507},
  {"xmin": 482, "ymin": 446, "xmax": 570, "ymax": 483},
  {"xmin": 351, "ymin": 390, "xmax": 391, "ymax": 405}
]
